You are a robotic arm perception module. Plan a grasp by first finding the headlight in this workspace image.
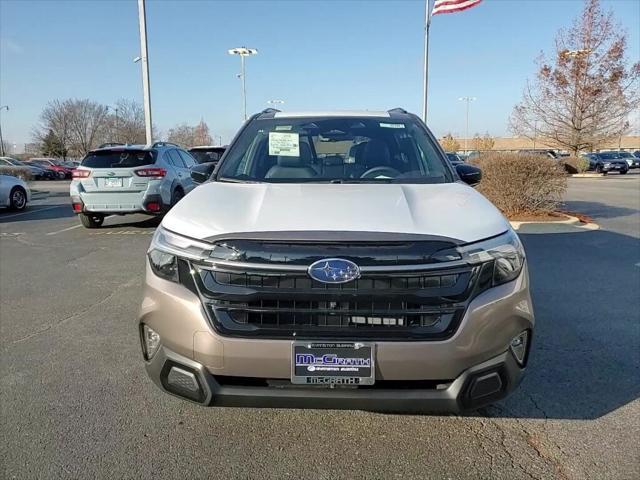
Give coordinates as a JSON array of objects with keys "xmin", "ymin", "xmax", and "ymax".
[
  {"xmin": 148, "ymin": 226, "xmax": 242, "ymax": 281},
  {"xmin": 459, "ymin": 230, "xmax": 525, "ymax": 286},
  {"xmin": 435, "ymin": 230, "xmax": 525, "ymax": 288},
  {"xmin": 603, "ymin": 162, "xmax": 611, "ymax": 167},
  {"xmin": 148, "ymin": 249, "xmax": 178, "ymax": 282}
]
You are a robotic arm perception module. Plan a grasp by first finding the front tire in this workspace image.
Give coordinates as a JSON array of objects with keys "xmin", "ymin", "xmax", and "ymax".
[
  {"xmin": 9, "ymin": 187, "xmax": 27, "ymax": 211},
  {"xmin": 57, "ymin": 171, "xmax": 66, "ymax": 180},
  {"xmin": 79, "ymin": 213, "xmax": 104, "ymax": 229},
  {"xmin": 620, "ymin": 169, "xmax": 628, "ymax": 175}
]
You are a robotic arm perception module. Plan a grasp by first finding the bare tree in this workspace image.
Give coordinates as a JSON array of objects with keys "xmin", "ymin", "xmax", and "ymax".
[
  {"xmin": 439, "ymin": 133, "xmax": 460, "ymax": 152},
  {"xmin": 67, "ymin": 99, "xmax": 109, "ymax": 155},
  {"xmin": 510, "ymin": 0, "xmax": 640, "ymax": 154},
  {"xmin": 193, "ymin": 119, "xmax": 213, "ymax": 146},
  {"xmin": 167, "ymin": 120, "xmax": 213, "ymax": 148},
  {"xmin": 109, "ymin": 99, "xmax": 146, "ymax": 145},
  {"xmin": 33, "ymin": 99, "xmax": 74, "ymax": 159}
]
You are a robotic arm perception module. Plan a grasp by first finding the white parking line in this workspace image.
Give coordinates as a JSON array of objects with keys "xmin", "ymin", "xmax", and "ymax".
[
  {"xmin": 46, "ymin": 215, "xmax": 117, "ymax": 236},
  {"xmin": 0, "ymin": 205, "xmax": 61, "ymax": 220}
]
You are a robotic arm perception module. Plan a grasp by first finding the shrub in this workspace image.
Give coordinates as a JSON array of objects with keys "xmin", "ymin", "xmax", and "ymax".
[
  {"xmin": 469, "ymin": 152, "xmax": 567, "ymax": 217},
  {"xmin": 0, "ymin": 166, "xmax": 32, "ymax": 182},
  {"xmin": 562, "ymin": 156, "xmax": 590, "ymax": 174}
]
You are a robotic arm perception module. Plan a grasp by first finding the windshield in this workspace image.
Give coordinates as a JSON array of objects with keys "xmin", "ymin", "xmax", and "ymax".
[
  {"xmin": 217, "ymin": 116, "xmax": 453, "ymax": 183},
  {"xmin": 617, "ymin": 152, "xmax": 632, "ymax": 158},
  {"xmin": 190, "ymin": 148, "xmax": 225, "ymax": 164},
  {"xmin": 598, "ymin": 152, "xmax": 618, "ymax": 160},
  {"xmin": 81, "ymin": 150, "xmax": 156, "ymax": 169}
]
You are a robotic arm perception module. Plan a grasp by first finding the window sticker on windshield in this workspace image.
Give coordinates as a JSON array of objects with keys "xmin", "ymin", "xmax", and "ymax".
[
  {"xmin": 275, "ymin": 125, "xmax": 293, "ymax": 131},
  {"xmin": 269, "ymin": 132, "xmax": 300, "ymax": 157},
  {"xmin": 379, "ymin": 122, "xmax": 405, "ymax": 129}
]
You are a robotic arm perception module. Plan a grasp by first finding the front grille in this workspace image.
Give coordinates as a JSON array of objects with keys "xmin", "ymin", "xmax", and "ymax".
[
  {"xmin": 184, "ymin": 239, "xmax": 483, "ymax": 340},
  {"xmin": 207, "ymin": 270, "xmax": 459, "ymax": 291}
]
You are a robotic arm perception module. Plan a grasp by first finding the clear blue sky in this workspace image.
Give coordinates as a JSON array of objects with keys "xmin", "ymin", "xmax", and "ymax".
[{"xmin": 1, "ymin": 0, "xmax": 639, "ymax": 149}]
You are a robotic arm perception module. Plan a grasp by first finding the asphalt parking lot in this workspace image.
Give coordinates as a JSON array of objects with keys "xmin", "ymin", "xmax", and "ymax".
[{"xmin": 1, "ymin": 173, "xmax": 639, "ymax": 480}]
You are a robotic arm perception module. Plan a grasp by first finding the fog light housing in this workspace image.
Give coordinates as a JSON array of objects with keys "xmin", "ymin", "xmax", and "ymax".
[
  {"xmin": 510, "ymin": 330, "xmax": 530, "ymax": 366},
  {"xmin": 142, "ymin": 324, "xmax": 161, "ymax": 360}
]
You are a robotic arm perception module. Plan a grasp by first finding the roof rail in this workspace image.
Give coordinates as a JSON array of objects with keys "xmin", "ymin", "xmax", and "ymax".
[
  {"xmin": 388, "ymin": 108, "xmax": 408, "ymax": 115},
  {"xmin": 98, "ymin": 142, "xmax": 126, "ymax": 148},
  {"xmin": 152, "ymin": 141, "xmax": 180, "ymax": 148}
]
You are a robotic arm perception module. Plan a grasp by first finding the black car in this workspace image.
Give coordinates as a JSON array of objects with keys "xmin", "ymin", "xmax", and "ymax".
[
  {"xmin": 445, "ymin": 152, "xmax": 464, "ymax": 166},
  {"xmin": 607, "ymin": 151, "xmax": 640, "ymax": 169},
  {"xmin": 518, "ymin": 149, "xmax": 557, "ymax": 159},
  {"xmin": 582, "ymin": 152, "xmax": 629, "ymax": 174},
  {"xmin": 188, "ymin": 146, "xmax": 226, "ymax": 165}
]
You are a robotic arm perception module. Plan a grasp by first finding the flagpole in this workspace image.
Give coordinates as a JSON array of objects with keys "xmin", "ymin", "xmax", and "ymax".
[{"xmin": 422, "ymin": 0, "xmax": 431, "ymax": 123}]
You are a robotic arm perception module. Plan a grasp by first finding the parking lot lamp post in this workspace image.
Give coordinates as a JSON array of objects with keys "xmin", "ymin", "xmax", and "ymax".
[
  {"xmin": 228, "ymin": 47, "xmax": 258, "ymax": 121},
  {"xmin": 458, "ymin": 97, "xmax": 476, "ymax": 153},
  {"xmin": 136, "ymin": 0, "xmax": 153, "ymax": 145},
  {"xmin": 0, "ymin": 105, "xmax": 8, "ymax": 156}
]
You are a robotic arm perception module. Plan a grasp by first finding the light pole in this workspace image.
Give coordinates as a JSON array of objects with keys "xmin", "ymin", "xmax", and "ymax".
[
  {"xmin": 136, "ymin": 0, "xmax": 153, "ymax": 145},
  {"xmin": 458, "ymin": 97, "xmax": 476, "ymax": 153},
  {"xmin": 267, "ymin": 99, "xmax": 284, "ymax": 110},
  {"xmin": 228, "ymin": 47, "xmax": 258, "ymax": 121},
  {"xmin": 0, "ymin": 105, "xmax": 8, "ymax": 156}
]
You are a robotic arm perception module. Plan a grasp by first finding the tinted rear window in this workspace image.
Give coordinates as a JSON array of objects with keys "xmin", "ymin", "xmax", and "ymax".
[{"xmin": 82, "ymin": 150, "xmax": 156, "ymax": 168}]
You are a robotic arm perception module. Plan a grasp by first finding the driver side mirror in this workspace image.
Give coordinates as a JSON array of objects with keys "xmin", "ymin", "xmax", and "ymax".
[
  {"xmin": 190, "ymin": 162, "xmax": 216, "ymax": 184},
  {"xmin": 456, "ymin": 163, "xmax": 482, "ymax": 186}
]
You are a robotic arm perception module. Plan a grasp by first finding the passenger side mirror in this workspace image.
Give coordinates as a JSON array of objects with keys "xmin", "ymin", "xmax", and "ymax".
[
  {"xmin": 190, "ymin": 162, "xmax": 216, "ymax": 184},
  {"xmin": 456, "ymin": 163, "xmax": 482, "ymax": 186}
]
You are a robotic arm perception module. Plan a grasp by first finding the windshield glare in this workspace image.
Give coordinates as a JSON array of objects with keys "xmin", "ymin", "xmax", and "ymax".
[{"xmin": 217, "ymin": 117, "xmax": 452, "ymax": 183}]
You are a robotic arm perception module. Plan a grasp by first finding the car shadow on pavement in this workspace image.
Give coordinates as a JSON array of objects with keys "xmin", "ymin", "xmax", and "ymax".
[
  {"xmin": 103, "ymin": 215, "xmax": 161, "ymax": 229},
  {"xmin": 0, "ymin": 204, "xmax": 75, "ymax": 223},
  {"xmin": 561, "ymin": 201, "xmax": 637, "ymax": 220},
  {"xmin": 479, "ymin": 229, "xmax": 640, "ymax": 420}
]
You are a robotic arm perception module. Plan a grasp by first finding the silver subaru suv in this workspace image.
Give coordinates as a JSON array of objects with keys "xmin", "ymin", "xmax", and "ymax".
[
  {"xmin": 70, "ymin": 142, "xmax": 198, "ymax": 228},
  {"xmin": 139, "ymin": 108, "xmax": 534, "ymax": 413}
]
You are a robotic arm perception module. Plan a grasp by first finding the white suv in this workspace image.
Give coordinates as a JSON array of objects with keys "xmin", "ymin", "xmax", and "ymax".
[{"xmin": 70, "ymin": 142, "xmax": 198, "ymax": 228}]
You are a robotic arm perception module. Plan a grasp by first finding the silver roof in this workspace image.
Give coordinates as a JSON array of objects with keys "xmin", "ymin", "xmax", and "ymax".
[{"xmin": 273, "ymin": 110, "xmax": 391, "ymax": 118}]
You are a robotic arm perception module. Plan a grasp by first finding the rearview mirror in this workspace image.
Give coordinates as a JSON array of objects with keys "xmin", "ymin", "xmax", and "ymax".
[
  {"xmin": 455, "ymin": 163, "xmax": 482, "ymax": 186},
  {"xmin": 190, "ymin": 162, "xmax": 216, "ymax": 184}
]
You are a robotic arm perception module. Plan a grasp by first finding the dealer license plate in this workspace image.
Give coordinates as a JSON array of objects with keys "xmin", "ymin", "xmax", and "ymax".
[
  {"xmin": 291, "ymin": 342, "xmax": 375, "ymax": 385},
  {"xmin": 104, "ymin": 177, "xmax": 123, "ymax": 187}
]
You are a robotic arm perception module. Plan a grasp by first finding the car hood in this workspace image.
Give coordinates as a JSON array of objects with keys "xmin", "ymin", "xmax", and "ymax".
[{"xmin": 162, "ymin": 182, "xmax": 510, "ymax": 244}]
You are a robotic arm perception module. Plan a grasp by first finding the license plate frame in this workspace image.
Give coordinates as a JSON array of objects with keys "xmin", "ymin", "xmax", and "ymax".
[
  {"xmin": 291, "ymin": 341, "xmax": 375, "ymax": 386},
  {"xmin": 104, "ymin": 177, "xmax": 123, "ymax": 188}
]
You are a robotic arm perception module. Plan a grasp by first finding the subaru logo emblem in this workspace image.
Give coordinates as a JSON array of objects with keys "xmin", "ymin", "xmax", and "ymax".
[{"xmin": 308, "ymin": 258, "xmax": 361, "ymax": 284}]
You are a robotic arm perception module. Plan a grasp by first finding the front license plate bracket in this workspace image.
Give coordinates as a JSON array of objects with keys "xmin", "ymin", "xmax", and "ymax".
[{"xmin": 291, "ymin": 341, "xmax": 375, "ymax": 386}]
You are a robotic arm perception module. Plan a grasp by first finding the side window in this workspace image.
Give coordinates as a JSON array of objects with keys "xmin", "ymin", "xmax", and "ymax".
[
  {"xmin": 178, "ymin": 150, "xmax": 196, "ymax": 168},
  {"xmin": 167, "ymin": 150, "xmax": 185, "ymax": 168}
]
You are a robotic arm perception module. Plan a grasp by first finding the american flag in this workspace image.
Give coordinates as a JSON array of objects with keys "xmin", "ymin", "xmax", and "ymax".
[{"xmin": 432, "ymin": 0, "xmax": 482, "ymax": 16}]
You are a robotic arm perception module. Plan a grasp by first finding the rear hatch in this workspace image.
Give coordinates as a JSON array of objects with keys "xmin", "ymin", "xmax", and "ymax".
[{"xmin": 78, "ymin": 149, "xmax": 157, "ymax": 193}]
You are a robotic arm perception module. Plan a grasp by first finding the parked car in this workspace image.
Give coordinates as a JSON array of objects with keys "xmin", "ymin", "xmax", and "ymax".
[
  {"xmin": 70, "ymin": 142, "xmax": 199, "ymax": 228},
  {"xmin": 581, "ymin": 152, "xmax": 629, "ymax": 174},
  {"xmin": 27, "ymin": 158, "xmax": 73, "ymax": 179},
  {"xmin": 605, "ymin": 151, "xmax": 639, "ymax": 169},
  {"xmin": 445, "ymin": 152, "xmax": 464, "ymax": 165},
  {"xmin": 0, "ymin": 157, "xmax": 56, "ymax": 180},
  {"xmin": 139, "ymin": 108, "xmax": 533, "ymax": 413},
  {"xmin": 518, "ymin": 149, "xmax": 557, "ymax": 159},
  {"xmin": 188, "ymin": 145, "xmax": 227, "ymax": 165},
  {"xmin": 633, "ymin": 151, "xmax": 640, "ymax": 159},
  {"xmin": 0, "ymin": 174, "xmax": 31, "ymax": 210}
]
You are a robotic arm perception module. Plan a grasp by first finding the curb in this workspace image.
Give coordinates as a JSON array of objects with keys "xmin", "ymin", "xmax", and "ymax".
[
  {"xmin": 510, "ymin": 214, "xmax": 599, "ymax": 234},
  {"xmin": 571, "ymin": 173, "xmax": 604, "ymax": 178}
]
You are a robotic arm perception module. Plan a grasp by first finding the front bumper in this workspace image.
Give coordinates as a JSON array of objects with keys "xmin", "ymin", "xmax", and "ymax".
[
  {"xmin": 145, "ymin": 343, "xmax": 525, "ymax": 413},
  {"xmin": 139, "ymin": 261, "xmax": 534, "ymax": 412}
]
